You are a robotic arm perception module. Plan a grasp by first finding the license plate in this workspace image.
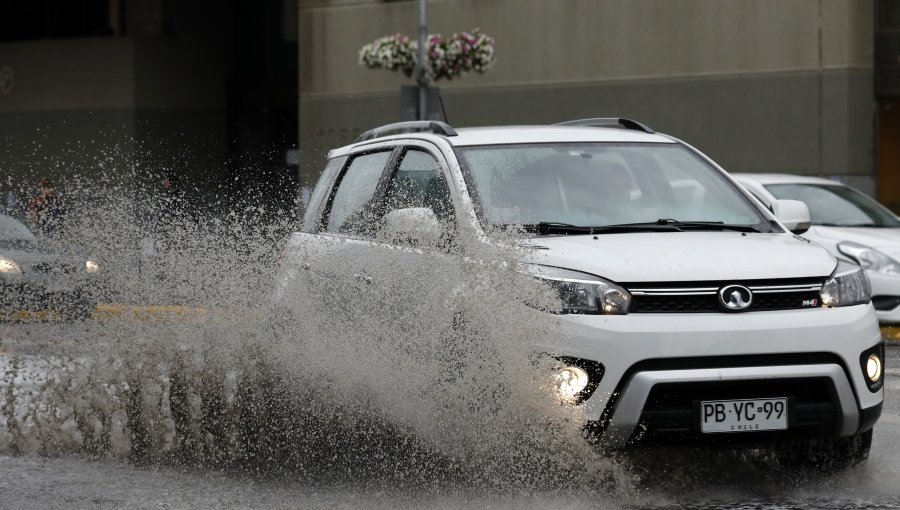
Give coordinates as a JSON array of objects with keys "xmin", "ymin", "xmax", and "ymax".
[{"xmin": 700, "ymin": 398, "xmax": 788, "ymax": 433}]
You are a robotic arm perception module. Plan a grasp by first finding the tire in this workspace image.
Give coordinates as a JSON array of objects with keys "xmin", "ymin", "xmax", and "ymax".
[{"xmin": 775, "ymin": 428, "xmax": 873, "ymax": 473}]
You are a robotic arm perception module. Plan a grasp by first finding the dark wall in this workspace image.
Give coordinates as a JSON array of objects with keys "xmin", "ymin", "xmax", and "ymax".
[{"xmin": 0, "ymin": 0, "xmax": 299, "ymax": 217}]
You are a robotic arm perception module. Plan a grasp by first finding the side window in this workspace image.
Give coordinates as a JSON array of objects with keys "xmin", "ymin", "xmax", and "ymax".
[
  {"xmin": 302, "ymin": 155, "xmax": 346, "ymax": 232},
  {"xmin": 325, "ymin": 151, "xmax": 392, "ymax": 235},
  {"xmin": 382, "ymin": 149, "xmax": 455, "ymax": 223},
  {"xmin": 377, "ymin": 148, "xmax": 457, "ymax": 249}
]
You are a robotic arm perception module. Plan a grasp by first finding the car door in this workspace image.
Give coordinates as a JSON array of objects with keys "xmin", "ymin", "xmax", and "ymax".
[
  {"xmin": 337, "ymin": 142, "xmax": 463, "ymax": 326},
  {"xmin": 278, "ymin": 146, "xmax": 399, "ymax": 328}
]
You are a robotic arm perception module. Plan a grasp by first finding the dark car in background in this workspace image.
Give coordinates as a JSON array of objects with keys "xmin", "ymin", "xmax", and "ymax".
[{"xmin": 0, "ymin": 213, "xmax": 101, "ymax": 320}]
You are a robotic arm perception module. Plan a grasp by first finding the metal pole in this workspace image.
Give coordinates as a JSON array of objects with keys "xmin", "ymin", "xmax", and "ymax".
[{"xmin": 417, "ymin": 0, "xmax": 427, "ymax": 120}]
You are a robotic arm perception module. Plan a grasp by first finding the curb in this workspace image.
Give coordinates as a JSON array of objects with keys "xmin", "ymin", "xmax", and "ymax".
[
  {"xmin": 94, "ymin": 304, "xmax": 210, "ymax": 321},
  {"xmin": 882, "ymin": 326, "xmax": 900, "ymax": 345},
  {"xmin": 1, "ymin": 305, "xmax": 209, "ymax": 323},
  {"xmin": 0, "ymin": 310, "xmax": 58, "ymax": 322}
]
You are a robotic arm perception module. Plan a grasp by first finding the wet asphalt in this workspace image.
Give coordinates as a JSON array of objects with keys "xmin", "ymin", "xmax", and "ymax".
[{"xmin": 0, "ymin": 328, "xmax": 898, "ymax": 509}]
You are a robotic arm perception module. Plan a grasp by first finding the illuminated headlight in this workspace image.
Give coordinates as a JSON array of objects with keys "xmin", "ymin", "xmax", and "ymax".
[
  {"xmin": 860, "ymin": 344, "xmax": 885, "ymax": 392},
  {"xmin": 85, "ymin": 260, "xmax": 101, "ymax": 273},
  {"xmin": 866, "ymin": 354, "xmax": 883, "ymax": 383},
  {"xmin": 522, "ymin": 265, "xmax": 632, "ymax": 315},
  {"xmin": 0, "ymin": 257, "xmax": 22, "ymax": 274},
  {"xmin": 554, "ymin": 366, "xmax": 589, "ymax": 399},
  {"xmin": 838, "ymin": 242, "xmax": 900, "ymax": 275},
  {"xmin": 821, "ymin": 260, "xmax": 871, "ymax": 307}
]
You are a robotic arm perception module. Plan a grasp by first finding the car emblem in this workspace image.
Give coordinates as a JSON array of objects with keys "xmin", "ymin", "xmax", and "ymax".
[{"xmin": 718, "ymin": 285, "xmax": 753, "ymax": 311}]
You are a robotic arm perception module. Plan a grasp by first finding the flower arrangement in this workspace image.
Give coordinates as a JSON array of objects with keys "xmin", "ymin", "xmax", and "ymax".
[{"xmin": 358, "ymin": 29, "xmax": 496, "ymax": 82}]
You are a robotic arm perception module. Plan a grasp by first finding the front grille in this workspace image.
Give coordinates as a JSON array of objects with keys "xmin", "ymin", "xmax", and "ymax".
[
  {"xmin": 630, "ymin": 377, "xmax": 841, "ymax": 445},
  {"xmin": 632, "ymin": 291, "xmax": 821, "ymax": 313},
  {"xmin": 626, "ymin": 278, "xmax": 825, "ymax": 314}
]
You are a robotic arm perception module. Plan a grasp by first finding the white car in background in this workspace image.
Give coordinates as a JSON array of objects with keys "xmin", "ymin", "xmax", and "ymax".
[{"xmin": 734, "ymin": 174, "xmax": 900, "ymax": 324}]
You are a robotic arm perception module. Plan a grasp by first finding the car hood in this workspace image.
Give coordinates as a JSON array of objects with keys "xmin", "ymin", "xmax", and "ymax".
[
  {"xmin": 809, "ymin": 226, "xmax": 900, "ymax": 257},
  {"xmin": 516, "ymin": 232, "xmax": 836, "ymax": 283}
]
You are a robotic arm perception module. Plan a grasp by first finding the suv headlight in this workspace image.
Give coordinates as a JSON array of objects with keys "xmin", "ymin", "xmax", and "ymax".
[
  {"xmin": 0, "ymin": 257, "xmax": 22, "ymax": 274},
  {"xmin": 520, "ymin": 265, "xmax": 632, "ymax": 315},
  {"xmin": 821, "ymin": 259, "xmax": 871, "ymax": 307},
  {"xmin": 837, "ymin": 242, "xmax": 900, "ymax": 275}
]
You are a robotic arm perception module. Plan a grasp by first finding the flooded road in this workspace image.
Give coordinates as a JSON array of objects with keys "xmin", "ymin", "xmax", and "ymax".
[{"xmin": 1, "ymin": 318, "xmax": 898, "ymax": 509}]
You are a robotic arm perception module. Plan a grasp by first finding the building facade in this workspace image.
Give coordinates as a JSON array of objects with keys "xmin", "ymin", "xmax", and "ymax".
[
  {"xmin": 1, "ymin": 1, "xmax": 895, "ymax": 215},
  {"xmin": 299, "ymin": 0, "xmax": 894, "ymax": 208}
]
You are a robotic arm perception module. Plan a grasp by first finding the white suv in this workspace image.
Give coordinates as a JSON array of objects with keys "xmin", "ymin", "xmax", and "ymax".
[{"xmin": 276, "ymin": 119, "xmax": 884, "ymax": 468}]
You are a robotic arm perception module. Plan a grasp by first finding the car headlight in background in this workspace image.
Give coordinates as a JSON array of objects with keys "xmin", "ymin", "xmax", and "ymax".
[
  {"xmin": 0, "ymin": 257, "xmax": 22, "ymax": 274},
  {"xmin": 520, "ymin": 265, "xmax": 632, "ymax": 314},
  {"xmin": 837, "ymin": 242, "xmax": 900, "ymax": 275},
  {"xmin": 85, "ymin": 260, "xmax": 101, "ymax": 273},
  {"xmin": 821, "ymin": 259, "xmax": 871, "ymax": 307}
]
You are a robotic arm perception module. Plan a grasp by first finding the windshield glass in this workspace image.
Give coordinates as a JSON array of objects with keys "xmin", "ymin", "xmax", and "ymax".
[
  {"xmin": 765, "ymin": 183, "xmax": 900, "ymax": 228},
  {"xmin": 455, "ymin": 143, "xmax": 769, "ymax": 231}
]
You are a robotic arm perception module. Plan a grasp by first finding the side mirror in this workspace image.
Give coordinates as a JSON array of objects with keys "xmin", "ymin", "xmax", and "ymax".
[
  {"xmin": 381, "ymin": 207, "xmax": 444, "ymax": 247},
  {"xmin": 772, "ymin": 199, "xmax": 811, "ymax": 235}
]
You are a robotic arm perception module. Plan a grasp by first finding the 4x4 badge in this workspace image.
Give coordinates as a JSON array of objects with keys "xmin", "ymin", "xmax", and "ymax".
[{"xmin": 718, "ymin": 285, "xmax": 753, "ymax": 311}]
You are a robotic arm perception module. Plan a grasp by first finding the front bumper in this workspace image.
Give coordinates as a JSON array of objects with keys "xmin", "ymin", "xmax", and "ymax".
[{"xmin": 534, "ymin": 304, "xmax": 884, "ymax": 447}]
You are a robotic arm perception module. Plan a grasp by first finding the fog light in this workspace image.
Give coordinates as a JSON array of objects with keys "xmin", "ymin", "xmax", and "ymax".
[
  {"xmin": 85, "ymin": 260, "xmax": 100, "ymax": 273},
  {"xmin": 554, "ymin": 366, "xmax": 589, "ymax": 399},
  {"xmin": 866, "ymin": 354, "xmax": 883, "ymax": 383}
]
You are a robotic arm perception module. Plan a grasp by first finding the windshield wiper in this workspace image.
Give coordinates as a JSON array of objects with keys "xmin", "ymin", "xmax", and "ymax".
[
  {"xmin": 504, "ymin": 222, "xmax": 593, "ymax": 235},
  {"xmin": 652, "ymin": 219, "xmax": 763, "ymax": 233},
  {"xmin": 505, "ymin": 222, "xmax": 679, "ymax": 235},
  {"xmin": 501, "ymin": 219, "xmax": 762, "ymax": 235}
]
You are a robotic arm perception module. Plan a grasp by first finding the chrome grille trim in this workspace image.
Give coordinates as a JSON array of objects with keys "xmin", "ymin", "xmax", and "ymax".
[
  {"xmin": 629, "ymin": 283, "xmax": 822, "ymax": 296},
  {"xmin": 751, "ymin": 284, "xmax": 823, "ymax": 294},
  {"xmin": 630, "ymin": 290, "xmax": 717, "ymax": 296}
]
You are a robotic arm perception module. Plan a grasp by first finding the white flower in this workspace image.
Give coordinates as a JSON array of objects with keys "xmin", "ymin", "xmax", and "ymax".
[{"xmin": 359, "ymin": 29, "xmax": 495, "ymax": 81}]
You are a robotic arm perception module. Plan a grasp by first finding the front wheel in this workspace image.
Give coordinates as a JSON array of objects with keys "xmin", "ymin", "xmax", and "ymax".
[{"xmin": 775, "ymin": 429, "xmax": 873, "ymax": 472}]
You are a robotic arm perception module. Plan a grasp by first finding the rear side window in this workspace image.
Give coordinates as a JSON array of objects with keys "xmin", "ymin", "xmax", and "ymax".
[{"xmin": 325, "ymin": 151, "xmax": 392, "ymax": 234}]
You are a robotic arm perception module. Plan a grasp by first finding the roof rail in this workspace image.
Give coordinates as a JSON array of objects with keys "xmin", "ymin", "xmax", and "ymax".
[
  {"xmin": 355, "ymin": 121, "xmax": 458, "ymax": 143},
  {"xmin": 554, "ymin": 118, "xmax": 655, "ymax": 134}
]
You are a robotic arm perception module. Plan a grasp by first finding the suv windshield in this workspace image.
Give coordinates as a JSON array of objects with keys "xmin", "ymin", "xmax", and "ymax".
[
  {"xmin": 765, "ymin": 183, "xmax": 900, "ymax": 228},
  {"xmin": 455, "ymin": 143, "xmax": 771, "ymax": 232}
]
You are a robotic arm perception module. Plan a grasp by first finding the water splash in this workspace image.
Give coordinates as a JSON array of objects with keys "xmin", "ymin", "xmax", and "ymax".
[{"xmin": 0, "ymin": 160, "xmax": 630, "ymax": 496}]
